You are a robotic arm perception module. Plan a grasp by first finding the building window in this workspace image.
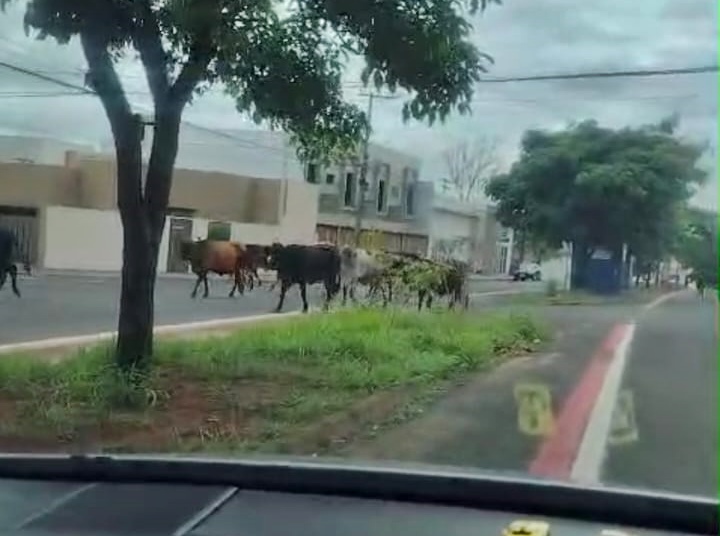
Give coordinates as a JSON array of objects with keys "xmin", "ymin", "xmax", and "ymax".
[
  {"xmin": 207, "ymin": 221, "xmax": 231, "ymax": 241},
  {"xmin": 325, "ymin": 173, "xmax": 335, "ymax": 185},
  {"xmin": 376, "ymin": 164, "xmax": 389, "ymax": 213},
  {"xmin": 343, "ymin": 172, "xmax": 357, "ymax": 207},
  {"xmin": 305, "ymin": 162, "xmax": 319, "ymax": 184},
  {"xmin": 376, "ymin": 179, "xmax": 387, "ymax": 213},
  {"xmin": 405, "ymin": 182, "xmax": 416, "ymax": 217}
]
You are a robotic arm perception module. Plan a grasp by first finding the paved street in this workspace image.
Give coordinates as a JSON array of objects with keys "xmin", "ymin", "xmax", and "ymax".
[
  {"xmin": 352, "ymin": 290, "xmax": 718, "ymax": 498},
  {"xmin": 0, "ymin": 273, "xmax": 536, "ymax": 344},
  {"xmin": 5, "ymin": 272, "xmax": 712, "ymax": 498},
  {"xmin": 603, "ymin": 291, "xmax": 718, "ymax": 496}
]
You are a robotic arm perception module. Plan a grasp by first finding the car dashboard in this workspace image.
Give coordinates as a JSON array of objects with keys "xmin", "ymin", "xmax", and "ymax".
[{"xmin": 0, "ymin": 455, "xmax": 714, "ymax": 536}]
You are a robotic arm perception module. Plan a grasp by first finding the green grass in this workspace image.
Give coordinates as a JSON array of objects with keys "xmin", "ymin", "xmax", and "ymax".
[{"xmin": 0, "ymin": 307, "xmax": 548, "ymax": 453}]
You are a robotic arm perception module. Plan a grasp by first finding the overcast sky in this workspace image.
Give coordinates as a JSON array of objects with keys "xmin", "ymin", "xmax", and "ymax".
[{"xmin": 0, "ymin": 0, "xmax": 716, "ymax": 209}]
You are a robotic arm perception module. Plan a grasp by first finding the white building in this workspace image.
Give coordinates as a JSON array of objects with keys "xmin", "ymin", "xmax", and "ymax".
[{"xmin": 429, "ymin": 196, "xmax": 512, "ymax": 274}]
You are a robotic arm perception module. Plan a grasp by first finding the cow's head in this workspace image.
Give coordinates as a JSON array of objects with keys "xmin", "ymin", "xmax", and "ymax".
[
  {"xmin": 179, "ymin": 241, "xmax": 195, "ymax": 261},
  {"xmin": 264, "ymin": 242, "xmax": 283, "ymax": 269},
  {"xmin": 339, "ymin": 245, "xmax": 356, "ymax": 263}
]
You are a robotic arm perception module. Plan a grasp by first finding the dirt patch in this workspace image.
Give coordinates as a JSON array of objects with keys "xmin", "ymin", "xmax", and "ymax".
[
  {"xmin": 275, "ymin": 387, "xmax": 418, "ymax": 455},
  {"xmin": 0, "ymin": 371, "xmax": 292, "ymax": 453}
]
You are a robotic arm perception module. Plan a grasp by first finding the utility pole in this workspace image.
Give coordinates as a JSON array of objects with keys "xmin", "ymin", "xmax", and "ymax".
[
  {"xmin": 353, "ymin": 92, "xmax": 374, "ymax": 247},
  {"xmin": 352, "ymin": 91, "xmax": 398, "ymax": 247}
]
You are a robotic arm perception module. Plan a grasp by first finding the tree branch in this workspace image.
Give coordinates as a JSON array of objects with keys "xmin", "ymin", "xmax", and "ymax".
[
  {"xmin": 132, "ymin": 0, "xmax": 170, "ymax": 104},
  {"xmin": 81, "ymin": 31, "xmax": 143, "ymax": 214},
  {"xmin": 168, "ymin": 40, "xmax": 212, "ymax": 111}
]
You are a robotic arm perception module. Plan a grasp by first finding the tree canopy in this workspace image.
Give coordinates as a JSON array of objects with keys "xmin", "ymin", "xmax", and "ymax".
[
  {"xmin": 673, "ymin": 207, "xmax": 718, "ymax": 287},
  {"xmin": 2, "ymin": 0, "xmax": 500, "ymax": 368},
  {"xmin": 485, "ymin": 119, "xmax": 708, "ymax": 264},
  {"xmin": 4, "ymin": 0, "xmax": 498, "ymax": 160}
]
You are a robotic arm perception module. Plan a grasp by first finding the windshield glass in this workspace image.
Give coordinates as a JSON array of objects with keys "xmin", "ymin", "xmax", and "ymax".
[{"xmin": 0, "ymin": 0, "xmax": 716, "ymax": 505}]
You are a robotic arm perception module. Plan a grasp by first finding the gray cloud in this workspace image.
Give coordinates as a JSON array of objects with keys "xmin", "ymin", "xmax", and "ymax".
[{"xmin": 0, "ymin": 0, "xmax": 716, "ymax": 208}]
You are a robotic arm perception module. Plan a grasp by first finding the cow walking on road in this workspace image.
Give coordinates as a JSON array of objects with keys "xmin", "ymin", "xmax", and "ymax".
[
  {"xmin": 339, "ymin": 246, "xmax": 388, "ymax": 305},
  {"xmin": 265, "ymin": 242, "xmax": 341, "ymax": 313},
  {"xmin": 0, "ymin": 227, "xmax": 29, "ymax": 298},
  {"xmin": 180, "ymin": 239, "xmax": 247, "ymax": 298}
]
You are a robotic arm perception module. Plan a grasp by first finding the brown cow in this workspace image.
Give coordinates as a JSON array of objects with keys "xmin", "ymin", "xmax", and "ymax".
[
  {"xmin": 242, "ymin": 244, "xmax": 268, "ymax": 291},
  {"xmin": 180, "ymin": 239, "xmax": 247, "ymax": 298}
]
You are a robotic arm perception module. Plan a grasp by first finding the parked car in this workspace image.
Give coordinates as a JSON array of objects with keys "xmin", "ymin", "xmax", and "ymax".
[{"xmin": 512, "ymin": 262, "xmax": 542, "ymax": 282}]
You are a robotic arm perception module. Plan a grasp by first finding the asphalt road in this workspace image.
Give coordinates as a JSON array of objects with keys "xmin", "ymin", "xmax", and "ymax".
[
  {"xmin": 0, "ymin": 273, "xmax": 537, "ymax": 344},
  {"xmin": 603, "ymin": 291, "xmax": 717, "ymax": 497},
  {"xmin": 353, "ymin": 291, "xmax": 718, "ymax": 498}
]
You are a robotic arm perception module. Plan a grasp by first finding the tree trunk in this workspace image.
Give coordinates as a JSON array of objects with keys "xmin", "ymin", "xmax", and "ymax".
[
  {"xmin": 78, "ymin": 30, "xmax": 195, "ymax": 371},
  {"xmin": 116, "ymin": 229, "xmax": 158, "ymax": 370}
]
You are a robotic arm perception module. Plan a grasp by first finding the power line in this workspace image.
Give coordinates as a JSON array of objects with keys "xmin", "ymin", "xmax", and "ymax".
[{"xmin": 476, "ymin": 65, "xmax": 719, "ymax": 83}]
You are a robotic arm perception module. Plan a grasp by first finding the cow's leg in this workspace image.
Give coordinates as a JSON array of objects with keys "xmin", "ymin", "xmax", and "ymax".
[
  {"xmin": 426, "ymin": 294, "xmax": 433, "ymax": 310},
  {"xmin": 237, "ymin": 270, "xmax": 246, "ymax": 295},
  {"xmin": 8, "ymin": 265, "xmax": 20, "ymax": 297},
  {"xmin": 228, "ymin": 271, "xmax": 238, "ymax": 297},
  {"xmin": 299, "ymin": 282, "xmax": 310, "ymax": 313},
  {"xmin": 323, "ymin": 279, "xmax": 336, "ymax": 310},
  {"xmin": 274, "ymin": 280, "xmax": 290, "ymax": 313},
  {"xmin": 342, "ymin": 283, "xmax": 348, "ymax": 305},
  {"xmin": 0, "ymin": 268, "xmax": 7, "ymax": 292},
  {"xmin": 202, "ymin": 273, "xmax": 210, "ymax": 298},
  {"xmin": 417, "ymin": 290, "xmax": 425, "ymax": 311},
  {"xmin": 190, "ymin": 273, "xmax": 203, "ymax": 298}
]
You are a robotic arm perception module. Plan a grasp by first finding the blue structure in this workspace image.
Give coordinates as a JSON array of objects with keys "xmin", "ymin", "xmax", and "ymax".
[{"xmin": 571, "ymin": 245, "xmax": 624, "ymax": 294}]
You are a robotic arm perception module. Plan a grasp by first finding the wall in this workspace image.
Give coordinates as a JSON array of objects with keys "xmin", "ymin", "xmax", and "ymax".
[
  {"xmin": 429, "ymin": 207, "xmax": 476, "ymax": 262},
  {"xmin": 0, "ymin": 162, "xmax": 79, "ymax": 208},
  {"xmin": 428, "ymin": 197, "xmax": 504, "ymax": 272},
  {"xmin": 541, "ymin": 244, "xmax": 573, "ymax": 290},
  {"xmin": 101, "ymin": 127, "xmax": 305, "ymax": 181},
  {"xmin": 42, "ymin": 206, "xmax": 124, "ymax": 271},
  {"xmin": 40, "ymin": 201, "xmax": 318, "ymax": 273}
]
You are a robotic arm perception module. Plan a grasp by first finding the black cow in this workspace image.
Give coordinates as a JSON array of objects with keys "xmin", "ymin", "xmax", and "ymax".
[
  {"xmin": 0, "ymin": 227, "xmax": 29, "ymax": 297},
  {"xmin": 265, "ymin": 242, "xmax": 341, "ymax": 313}
]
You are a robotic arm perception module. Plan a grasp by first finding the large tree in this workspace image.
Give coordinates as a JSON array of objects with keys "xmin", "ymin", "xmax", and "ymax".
[
  {"xmin": 485, "ymin": 119, "xmax": 707, "ymax": 288},
  {"xmin": 3, "ymin": 0, "xmax": 499, "ymax": 369},
  {"xmin": 674, "ymin": 207, "xmax": 718, "ymax": 287}
]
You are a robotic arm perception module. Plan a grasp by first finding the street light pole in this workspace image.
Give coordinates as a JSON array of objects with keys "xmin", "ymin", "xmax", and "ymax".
[{"xmin": 353, "ymin": 92, "xmax": 374, "ymax": 247}]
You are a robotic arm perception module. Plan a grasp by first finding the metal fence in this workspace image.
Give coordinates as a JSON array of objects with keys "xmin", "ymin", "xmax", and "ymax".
[{"xmin": 0, "ymin": 209, "xmax": 38, "ymax": 265}]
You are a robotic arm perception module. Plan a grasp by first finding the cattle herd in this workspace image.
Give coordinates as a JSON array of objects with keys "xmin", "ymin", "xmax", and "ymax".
[
  {"xmin": 0, "ymin": 227, "xmax": 470, "ymax": 312},
  {"xmin": 180, "ymin": 239, "xmax": 471, "ymax": 313}
]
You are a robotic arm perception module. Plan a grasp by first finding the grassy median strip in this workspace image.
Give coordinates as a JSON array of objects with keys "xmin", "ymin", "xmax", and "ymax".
[{"xmin": 0, "ymin": 307, "xmax": 547, "ymax": 454}]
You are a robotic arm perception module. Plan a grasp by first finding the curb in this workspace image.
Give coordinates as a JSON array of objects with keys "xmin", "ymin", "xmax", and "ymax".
[
  {"xmin": 0, "ymin": 311, "xmax": 301, "ymax": 356},
  {"xmin": 38, "ymin": 270, "xmax": 277, "ymax": 282}
]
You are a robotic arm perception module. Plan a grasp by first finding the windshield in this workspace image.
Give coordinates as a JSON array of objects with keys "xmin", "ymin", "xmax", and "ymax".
[{"xmin": 0, "ymin": 0, "xmax": 716, "ymax": 505}]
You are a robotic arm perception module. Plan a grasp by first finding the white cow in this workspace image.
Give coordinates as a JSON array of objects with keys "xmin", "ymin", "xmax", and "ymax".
[{"xmin": 339, "ymin": 246, "xmax": 387, "ymax": 304}]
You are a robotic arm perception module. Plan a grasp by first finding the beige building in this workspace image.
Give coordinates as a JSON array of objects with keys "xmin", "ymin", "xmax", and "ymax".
[
  {"xmin": 0, "ymin": 149, "xmax": 318, "ymax": 272},
  {"xmin": 308, "ymin": 143, "xmax": 433, "ymax": 255}
]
